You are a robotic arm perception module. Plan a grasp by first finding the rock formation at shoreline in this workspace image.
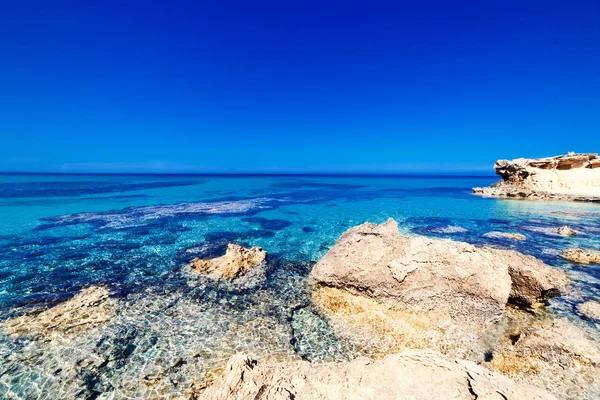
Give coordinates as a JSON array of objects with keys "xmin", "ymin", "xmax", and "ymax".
[
  {"xmin": 200, "ymin": 350, "xmax": 556, "ymax": 400},
  {"xmin": 187, "ymin": 243, "xmax": 267, "ymax": 279},
  {"xmin": 472, "ymin": 153, "xmax": 600, "ymax": 201},
  {"xmin": 311, "ymin": 219, "xmax": 568, "ymax": 320},
  {"xmin": 3, "ymin": 286, "xmax": 115, "ymax": 339},
  {"xmin": 301, "ymin": 219, "xmax": 600, "ymax": 399}
]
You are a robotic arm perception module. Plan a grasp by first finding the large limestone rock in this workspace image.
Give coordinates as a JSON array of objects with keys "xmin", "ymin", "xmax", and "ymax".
[
  {"xmin": 3, "ymin": 286, "xmax": 115, "ymax": 339},
  {"xmin": 311, "ymin": 219, "xmax": 568, "ymax": 322},
  {"xmin": 200, "ymin": 349, "xmax": 556, "ymax": 400},
  {"xmin": 561, "ymin": 248, "xmax": 600, "ymax": 265},
  {"xmin": 473, "ymin": 153, "xmax": 600, "ymax": 201},
  {"xmin": 187, "ymin": 243, "xmax": 267, "ymax": 279}
]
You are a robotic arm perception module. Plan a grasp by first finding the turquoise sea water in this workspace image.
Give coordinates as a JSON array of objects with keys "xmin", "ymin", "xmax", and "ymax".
[{"xmin": 0, "ymin": 174, "xmax": 599, "ymax": 399}]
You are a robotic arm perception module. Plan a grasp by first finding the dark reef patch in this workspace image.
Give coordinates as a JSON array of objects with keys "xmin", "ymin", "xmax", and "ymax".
[
  {"xmin": 488, "ymin": 219, "xmax": 511, "ymax": 225},
  {"xmin": 0, "ymin": 180, "xmax": 205, "ymax": 198},
  {"xmin": 302, "ymin": 226, "xmax": 316, "ymax": 233},
  {"xmin": 175, "ymin": 241, "xmax": 236, "ymax": 263},
  {"xmin": 242, "ymin": 217, "xmax": 292, "ymax": 231},
  {"xmin": 204, "ymin": 229, "xmax": 275, "ymax": 243}
]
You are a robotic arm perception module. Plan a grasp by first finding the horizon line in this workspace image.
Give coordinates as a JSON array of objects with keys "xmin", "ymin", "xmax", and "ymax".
[{"xmin": 0, "ymin": 171, "xmax": 497, "ymax": 178}]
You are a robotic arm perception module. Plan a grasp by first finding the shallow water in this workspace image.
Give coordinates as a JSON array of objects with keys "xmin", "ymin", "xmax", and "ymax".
[{"xmin": 0, "ymin": 174, "xmax": 599, "ymax": 399}]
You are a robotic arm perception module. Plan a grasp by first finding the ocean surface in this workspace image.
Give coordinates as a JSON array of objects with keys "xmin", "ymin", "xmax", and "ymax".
[{"xmin": 0, "ymin": 173, "xmax": 599, "ymax": 399}]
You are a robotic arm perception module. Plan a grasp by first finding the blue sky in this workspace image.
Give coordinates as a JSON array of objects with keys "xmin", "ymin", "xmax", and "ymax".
[{"xmin": 0, "ymin": 0, "xmax": 598, "ymax": 174}]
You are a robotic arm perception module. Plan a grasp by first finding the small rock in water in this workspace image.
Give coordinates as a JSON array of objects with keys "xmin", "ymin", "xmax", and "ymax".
[
  {"xmin": 2, "ymin": 286, "xmax": 115, "ymax": 339},
  {"xmin": 557, "ymin": 226, "xmax": 577, "ymax": 237},
  {"xmin": 484, "ymin": 232, "xmax": 527, "ymax": 241},
  {"xmin": 578, "ymin": 301, "xmax": 600, "ymax": 321},
  {"xmin": 561, "ymin": 248, "xmax": 600, "ymax": 265},
  {"xmin": 187, "ymin": 243, "xmax": 267, "ymax": 279}
]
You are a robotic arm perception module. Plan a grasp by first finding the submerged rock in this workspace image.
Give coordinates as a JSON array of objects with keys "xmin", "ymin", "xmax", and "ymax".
[
  {"xmin": 561, "ymin": 248, "xmax": 600, "ymax": 265},
  {"xmin": 200, "ymin": 349, "xmax": 555, "ymax": 400},
  {"xmin": 3, "ymin": 286, "xmax": 115, "ymax": 339},
  {"xmin": 578, "ymin": 301, "xmax": 600, "ymax": 321},
  {"xmin": 557, "ymin": 226, "xmax": 577, "ymax": 237},
  {"xmin": 483, "ymin": 231, "xmax": 527, "ymax": 241},
  {"xmin": 187, "ymin": 243, "xmax": 267, "ymax": 279},
  {"xmin": 473, "ymin": 153, "xmax": 600, "ymax": 202},
  {"xmin": 311, "ymin": 219, "xmax": 568, "ymax": 322}
]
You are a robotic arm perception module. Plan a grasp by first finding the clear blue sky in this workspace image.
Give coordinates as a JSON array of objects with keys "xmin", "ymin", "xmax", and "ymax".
[{"xmin": 1, "ymin": 0, "xmax": 598, "ymax": 174}]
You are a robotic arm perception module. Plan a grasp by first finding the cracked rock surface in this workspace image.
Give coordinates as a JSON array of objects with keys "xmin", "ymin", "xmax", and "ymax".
[{"xmin": 199, "ymin": 349, "xmax": 556, "ymax": 400}]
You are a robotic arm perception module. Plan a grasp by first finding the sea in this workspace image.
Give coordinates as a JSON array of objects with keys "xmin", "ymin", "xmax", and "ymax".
[{"xmin": 0, "ymin": 173, "xmax": 599, "ymax": 399}]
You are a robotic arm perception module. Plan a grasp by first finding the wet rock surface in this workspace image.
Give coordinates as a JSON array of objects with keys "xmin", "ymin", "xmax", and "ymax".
[
  {"xmin": 187, "ymin": 244, "xmax": 267, "ymax": 279},
  {"xmin": 561, "ymin": 248, "xmax": 600, "ymax": 265},
  {"xmin": 473, "ymin": 153, "xmax": 600, "ymax": 202},
  {"xmin": 199, "ymin": 349, "xmax": 556, "ymax": 400},
  {"xmin": 3, "ymin": 286, "xmax": 115, "ymax": 339},
  {"xmin": 557, "ymin": 226, "xmax": 577, "ymax": 237}
]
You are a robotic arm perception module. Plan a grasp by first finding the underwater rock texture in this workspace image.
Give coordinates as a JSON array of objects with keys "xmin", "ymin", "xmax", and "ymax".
[
  {"xmin": 561, "ymin": 248, "xmax": 600, "ymax": 265},
  {"xmin": 473, "ymin": 153, "xmax": 600, "ymax": 201},
  {"xmin": 3, "ymin": 286, "xmax": 115, "ymax": 339},
  {"xmin": 200, "ymin": 349, "xmax": 556, "ymax": 400},
  {"xmin": 187, "ymin": 244, "xmax": 267, "ymax": 279},
  {"xmin": 311, "ymin": 219, "xmax": 568, "ymax": 320}
]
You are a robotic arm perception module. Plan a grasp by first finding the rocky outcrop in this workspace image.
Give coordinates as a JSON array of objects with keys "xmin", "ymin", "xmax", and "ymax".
[
  {"xmin": 483, "ymin": 231, "xmax": 527, "ymax": 241},
  {"xmin": 3, "ymin": 286, "xmax": 115, "ymax": 339},
  {"xmin": 557, "ymin": 226, "xmax": 577, "ymax": 237},
  {"xmin": 187, "ymin": 244, "xmax": 267, "ymax": 279},
  {"xmin": 311, "ymin": 219, "xmax": 568, "ymax": 321},
  {"xmin": 473, "ymin": 153, "xmax": 600, "ymax": 202},
  {"xmin": 308, "ymin": 219, "xmax": 586, "ymax": 398},
  {"xmin": 578, "ymin": 301, "xmax": 600, "ymax": 321},
  {"xmin": 200, "ymin": 349, "xmax": 556, "ymax": 400},
  {"xmin": 490, "ymin": 318, "xmax": 600, "ymax": 399},
  {"xmin": 507, "ymin": 253, "xmax": 570, "ymax": 308},
  {"xmin": 561, "ymin": 248, "xmax": 600, "ymax": 265}
]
